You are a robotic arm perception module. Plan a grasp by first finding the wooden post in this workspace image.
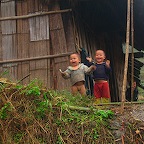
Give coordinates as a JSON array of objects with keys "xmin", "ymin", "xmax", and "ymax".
[
  {"xmin": 121, "ymin": 0, "xmax": 131, "ymax": 112},
  {"xmin": 131, "ymin": 0, "xmax": 134, "ymax": 101}
]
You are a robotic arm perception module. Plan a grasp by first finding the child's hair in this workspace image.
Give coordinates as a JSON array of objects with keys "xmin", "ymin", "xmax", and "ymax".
[
  {"xmin": 95, "ymin": 49, "xmax": 106, "ymax": 56},
  {"xmin": 70, "ymin": 52, "xmax": 81, "ymax": 61}
]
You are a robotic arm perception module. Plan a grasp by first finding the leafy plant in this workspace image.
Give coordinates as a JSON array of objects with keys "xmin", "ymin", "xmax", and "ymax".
[
  {"xmin": 13, "ymin": 133, "xmax": 24, "ymax": 143},
  {"xmin": 94, "ymin": 110, "xmax": 114, "ymax": 119},
  {"xmin": 15, "ymin": 85, "xmax": 23, "ymax": 90},
  {"xmin": 26, "ymin": 86, "xmax": 41, "ymax": 96},
  {"xmin": 92, "ymin": 129, "xmax": 99, "ymax": 139},
  {"xmin": 34, "ymin": 92, "xmax": 52, "ymax": 119},
  {"xmin": 20, "ymin": 79, "xmax": 42, "ymax": 96},
  {"xmin": 0, "ymin": 102, "xmax": 11, "ymax": 120},
  {"xmin": 56, "ymin": 136, "xmax": 63, "ymax": 144}
]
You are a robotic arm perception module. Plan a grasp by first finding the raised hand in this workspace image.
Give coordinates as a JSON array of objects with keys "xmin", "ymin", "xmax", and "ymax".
[
  {"xmin": 86, "ymin": 57, "xmax": 92, "ymax": 62},
  {"xmin": 106, "ymin": 60, "xmax": 110, "ymax": 67}
]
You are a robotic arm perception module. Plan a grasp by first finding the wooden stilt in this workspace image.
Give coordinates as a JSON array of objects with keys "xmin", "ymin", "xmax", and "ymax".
[
  {"xmin": 131, "ymin": 0, "xmax": 134, "ymax": 101},
  {"xmin": 121, "ymin": 0, "xmax": 131, "ymax": 113}
]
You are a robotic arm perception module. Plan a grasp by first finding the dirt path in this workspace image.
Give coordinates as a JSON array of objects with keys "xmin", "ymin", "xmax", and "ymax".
[{"xmin": 110, "ymin": 104, "xmax": 144, "ymax": 144}]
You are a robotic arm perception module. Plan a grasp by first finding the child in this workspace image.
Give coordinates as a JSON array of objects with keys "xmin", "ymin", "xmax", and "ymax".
[
  {"xmin": 87, "ymin": 50, "xmax": 111, "ymax": 104},
  {"xmin": 126, "ymin": 81, "xmax": 138, "ymax": 101},
  {"xmin": 60, "ymin": 52, "xmax": 94, "ymax": 95}
]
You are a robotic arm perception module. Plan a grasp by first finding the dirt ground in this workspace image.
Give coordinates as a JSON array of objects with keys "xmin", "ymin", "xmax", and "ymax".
[{"xmin": 110, "ymin": 103, "xmax": 144, "ymax": 144}]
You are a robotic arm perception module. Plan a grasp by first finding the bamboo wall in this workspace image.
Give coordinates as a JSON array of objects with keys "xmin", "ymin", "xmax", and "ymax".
[
  {"xmin": 0, "ymin": 0, "xmax": 74, "ymax": 90},
  {"xmin": 0, "ymin": 0, "xmax": 125, "ymax": 100}
]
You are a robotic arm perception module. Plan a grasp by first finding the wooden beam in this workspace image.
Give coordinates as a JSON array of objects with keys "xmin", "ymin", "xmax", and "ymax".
[
  {"xmin": 0, "ymin": 9, "xmax": 72, "ymax": 21},
  {"xmin": 0, "ymin": 52, "xmax": 73, "ymax": 64}
]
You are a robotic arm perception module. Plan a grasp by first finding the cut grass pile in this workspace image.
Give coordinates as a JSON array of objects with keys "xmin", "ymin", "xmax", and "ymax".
[{"xmin": 0, "ymin": 79, "xmax": 143, "ymax": 144}]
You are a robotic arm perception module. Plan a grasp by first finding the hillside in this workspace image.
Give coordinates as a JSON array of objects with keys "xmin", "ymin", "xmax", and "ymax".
[{"xmin": 0, "ymin": 79, "xmax": 144, "ymax": 144}]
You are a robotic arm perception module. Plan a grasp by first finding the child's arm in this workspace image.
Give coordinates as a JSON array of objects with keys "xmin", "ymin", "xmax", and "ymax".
[
  {"xmin": 83, "ymin": 64, "xmax": 96, "ymax": 74},
  {"xmin": 86, "ymin": 57, "xmax": 93, "ymax": 62},
  {"xmin": 86, "ymin": 57, "xmax": 95, "ymax": 67},
  {"xmin": 59, "ymin": 69, "xmax": 70, "ymax": 79}
]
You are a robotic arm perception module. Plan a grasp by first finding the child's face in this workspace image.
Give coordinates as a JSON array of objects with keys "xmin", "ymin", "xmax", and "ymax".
[
  {"xmin": 69, "ymin": 54, "xmax": 80, "ymax": 67},
  {"xmin": 95, "ymin": 50, "xmax": 105, "ymax": 63},
  {"xmin": 133, "ymin": 82, "xmax": 136, "ymax": 89}
]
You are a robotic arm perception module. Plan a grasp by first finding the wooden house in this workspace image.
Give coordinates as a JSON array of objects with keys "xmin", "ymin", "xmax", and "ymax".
[{"xmin": 0, "ymin": 0, "xmax": 143, "ymax": 101}]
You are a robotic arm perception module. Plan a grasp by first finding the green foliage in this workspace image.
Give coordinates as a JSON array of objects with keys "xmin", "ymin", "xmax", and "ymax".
[
  {"xmin": 94, "ymin": 110, "xmax": 114, "ymax": 119},
  {"xmin": 20, "ymin": 79, "xmax": 42, "ymax": 96},
  {"xmin": 0, "ymin": 102, "xmax": 11, "ymax": 120},
  {"xmin": 13, "ymin": 133, "xmax": 24, "ymax": 143},
  {"xmin": 56, "ymin": 136, "xmax": 63, "ymax": 144},
  {"xmin": 92, "ymin": 129, "xmax": 99, "ymax": 139},
  {"xmin": 26, "ymin": 86, "xmax": 41, "ymax": 96},
  {"xmin": 35, "ymin": 100, "xmax": 49, "ymax": 119},
  {"xmin": 15, "ymin": 85, "xmax": 23, "ymax": 90},
  {"xmin": 35, "ymin": 92, "xmax": 52, "ymax": 119},
  {"xmin": 0, "ymin": 80, "xmax": 116, "ymax": 143},
  {"xmin": 0, "ymin": 70, "xmax": 9, "ymax": 77}
]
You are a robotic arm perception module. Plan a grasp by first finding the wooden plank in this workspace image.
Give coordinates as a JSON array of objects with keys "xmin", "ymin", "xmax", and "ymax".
[
  {"xmin": 49, "ymin": 2, "xmax": 71, "ymax": 90},
  {"xmin": 1, "ymin": 35, "xmax": 17, "ymax": 80},
  {"xmin": 1, "ymin": 1, "xmax": 16, "ymax": 34},
  {"xmin": 17, "ymin": 1, "xmax": 30, "ymax": 84},
  {"xmin": 0, "ymin": 1, "xmax": 17, "ymax": 81},
  {"xmin": 28, "ymin": 0, "xmax": 50, "ymax": 88},
  {"xmin": 21, "ymin": 1, "xmax": 29, "ymax": 34},
  {"xmin": 0, "ymin": 5, "xmax": 2, "ymax": 62},
  {"xmin": 17, "ymin": 1, "xmax": 29, "ymax": 34},
  {"xmin": 62, "ymin": 13, "xmax": 75, "ymax": 52},
  {"xmin": 2, "ymin": 35, "xmax": 13, "ymax": 60},
  {"xmin": 46, "ymin": 42, "xmax": 51, "ymax": 88},
  {"xmin": 17, "ymin": 33, "xmax": 30, "ymax": 84},
  {"xmin": 29, "ymin": 15, "xmax": 49, "ymax": 41},
  {"xmin": 110, "ymin": 36, "xmax": 124, "ymax": 101},
  {"xmin": 35, "ymin": 0, "xmax": 39, "ymax": 12},
  {"xmin": 16, "ymin": 1, "xmax": 23, "ymax": 33},
  {"xmin": 29, "ymin": 40, "xmax": 50, "ymax": 87},
  {"xmin": 27, "ymin": 0, "xmax": 35, "ymax": 13}
]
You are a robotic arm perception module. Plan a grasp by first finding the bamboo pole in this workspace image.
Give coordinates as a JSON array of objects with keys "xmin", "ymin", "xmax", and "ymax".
[
  {"xmin": 0, "ymin": 52, "xmax": 73, "ymax": 64},
  {"xmin": 121, "ymin": 0, "xmax": 131, "ymax": 112},
  {"xmin": 0, "ymin": 9, "xmax": 72, "ymax": 21},
  {"xmin": 131, "ymin": 0, "xmax": 134, "ymax": 101},
  {"xmin": 64, "ymin": 101, "xmax": 144, "ymax": 111}
]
